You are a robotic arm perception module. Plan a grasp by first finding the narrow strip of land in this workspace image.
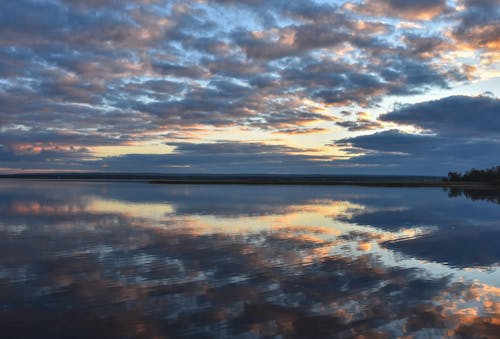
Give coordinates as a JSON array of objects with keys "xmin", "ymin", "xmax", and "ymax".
[
  {"xmin": 149, "ymin": 179, "xmax": 498, "ymax": 188},
  {"xmin": 1, "ymin": 173, "xmax": 498, "ymax": 188}
]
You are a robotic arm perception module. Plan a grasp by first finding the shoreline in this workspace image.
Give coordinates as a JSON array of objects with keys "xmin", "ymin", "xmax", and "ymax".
[
  {"xmin": 149, "ymin": 179, "xmax": 499, "ymax": 188},
  {"xmin": 0, "ymin": 176, "xmax": 498, "ymax": 189}
]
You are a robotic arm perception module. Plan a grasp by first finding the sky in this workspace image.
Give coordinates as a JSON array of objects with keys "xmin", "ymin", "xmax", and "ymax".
[{"xmin": 0, "ymin": 0, "xmax": 499, "ymax": 175}]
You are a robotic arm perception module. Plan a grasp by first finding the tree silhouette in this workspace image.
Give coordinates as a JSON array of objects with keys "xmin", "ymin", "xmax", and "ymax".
[{"xmin": 445, "ymin": 166, "xmax": 500, "ymax": 183}]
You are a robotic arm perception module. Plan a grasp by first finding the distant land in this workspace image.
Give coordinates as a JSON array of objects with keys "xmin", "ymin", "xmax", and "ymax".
[
  {"xmin": 1, "ymin": 172, "xmax": 499, "ymax": 188},
  {"xmin": 446, "ymin": 166, "xmax": 500, "ymax": 184}
]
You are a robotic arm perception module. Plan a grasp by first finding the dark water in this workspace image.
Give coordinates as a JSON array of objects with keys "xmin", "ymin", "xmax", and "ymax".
[{"xmin": 0, "ymin": 181, "xmax": 499, "ymax": 338}]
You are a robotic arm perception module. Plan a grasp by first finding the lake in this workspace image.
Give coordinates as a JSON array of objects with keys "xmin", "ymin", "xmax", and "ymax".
[{"xmin": 0, "ymin": 181, "xmax": 499, "ymax": 338}]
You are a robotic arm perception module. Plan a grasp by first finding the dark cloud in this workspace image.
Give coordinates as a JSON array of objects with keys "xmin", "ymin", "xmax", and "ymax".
[
  {"xmin": 130, "ymin": 80, "xmax": 258, "ymax": 126},
  {"xmin": 401, "ymin": 34, "xmax": 450, "ymax": 60},
  {"xmin": 151, "ymin": 62, "xmax": 209, "ymax": 79},
  {"xmin": 0, "ymin": 139, "xmax": 333, "ymax": 173},
  {"xmin": 335, "ymin": 134, "xmax": 500, "ymax": 174},
  {"xmin": 170, "ymin": 141, "xmax": 301, "ymax": 154},
  {"xmin": 0, "ymin": 145, "xmax": 92, "ymax": 171},
  {"xmin": 336, "ymin": 121, "xmax": 383, "ymax": 131},
  {"xmin": 98, "ymin": 141, "xmax": 332, "ymax": 173},
  {"xmin": 380, "ymin": 95, "xmax": 500, "ymax": 136},
  {"xmin": 280, "ymin": 56, "xmax": 454, "ymax": 107},
  {"xmin": 337, "ymin": 130, "xmax": 442, "ymax": 153},
  {"xmin": 335, "ymin": 111, "xmax": 383, "ymax": 131},
  {"xmin": 275, "ymin": 127, "xmax": 328, "ymax": 134},
  {"xmin": 331, "ymin": 95, "xmax": 500, "ymax": 174}
]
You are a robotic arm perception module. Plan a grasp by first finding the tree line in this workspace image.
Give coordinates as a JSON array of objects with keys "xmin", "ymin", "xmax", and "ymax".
[{"xmin": 445, "ymin": 166, "xmax": 500, "ymax": 183}]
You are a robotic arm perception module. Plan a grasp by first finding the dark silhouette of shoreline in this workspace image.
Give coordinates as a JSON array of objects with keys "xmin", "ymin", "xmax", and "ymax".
[
  {"xmin": 1, "ymin": 172, "xmax": 500, "ymax": 188},
  {"xmin": 445, "ymin": 166, "xmax": 500, "ymax": 184}
]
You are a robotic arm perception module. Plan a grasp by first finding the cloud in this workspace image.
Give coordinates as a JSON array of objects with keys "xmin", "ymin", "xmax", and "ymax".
[
  {"xmin": 380, "ymin": 95, "xmax": 500, "ymax": 136},
  {"xmin": 336, "ymin": 112, "xmax": 384, "ymax": 131},
  {"xmin": 351, "ymin": 0, "xmax": 449, "ymax": 20},
  {"xmin": 280, "ymin": 57, "xmax": 455, "ymax": 107},
  {"xmin": 452, "ymin": 0, "xmax": 500, "ymax": 52},
  {"xmin": 98, "ymin": 141, "xmax": 333, "ymax": 173},
  {"xmin": 400, "ymin": 34, "xmax": 450, "ymax": 60},
  {"xmin": 331, "ymin": 95, "xmax": 500, "ymax": 174},
  {"xmin": 0, "ymin": 144, "xmax": 93, "ymax": 172},
  {"xmin": 0, "ymin": 1, "xmax": 496, "ymax": 173},
  {"xmin": 335, "ymin": 135, "xmax": 500, "ymax": 174},
  {"xmin": 337, "ymin": 130, "xmax": 441, "ymax": 154}
]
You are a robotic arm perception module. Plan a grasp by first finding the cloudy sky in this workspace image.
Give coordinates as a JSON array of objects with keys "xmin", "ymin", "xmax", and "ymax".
[{"xmin": 0, "ymin": 0, "xmax": 499, "ymax": 175}]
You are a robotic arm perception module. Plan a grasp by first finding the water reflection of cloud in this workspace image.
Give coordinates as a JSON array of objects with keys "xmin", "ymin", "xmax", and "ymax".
[
  {"xmin": 0, "ymin": 182, "xmax": 499, "ymax": 337},
  {"xmin": 385, "ymin": 228, "xmax": 500, "ymax": 268},
  {"xmin": 87, "ymin": 197, "xmax": 175, "ymax": 220}
]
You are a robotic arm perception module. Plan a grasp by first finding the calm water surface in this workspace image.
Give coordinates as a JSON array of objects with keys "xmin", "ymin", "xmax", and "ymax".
[{"xmin": 0, "ymin": 181, "xmax": 499, "ymax": 338}]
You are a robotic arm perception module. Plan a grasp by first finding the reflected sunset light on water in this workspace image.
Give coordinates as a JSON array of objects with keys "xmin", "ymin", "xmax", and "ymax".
[{"xmin": 0, "ymin": 181, "xmax": 498, "ymax": 337}]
